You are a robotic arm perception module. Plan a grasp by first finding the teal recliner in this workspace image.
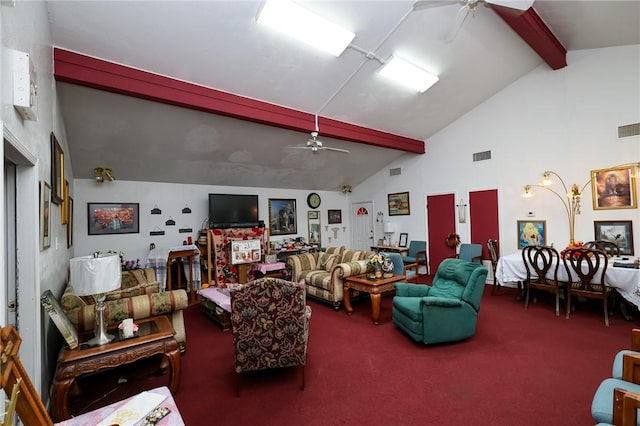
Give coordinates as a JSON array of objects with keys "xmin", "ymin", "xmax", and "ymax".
[{"xmin": 392, "ymin": 258, "xmax": 488, "ymax": 345}]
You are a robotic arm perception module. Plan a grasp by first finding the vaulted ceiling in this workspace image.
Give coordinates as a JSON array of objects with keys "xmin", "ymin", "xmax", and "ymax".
[{"xmin": 48, "ymin": 1, "xmax": 640, "ymax": 190}]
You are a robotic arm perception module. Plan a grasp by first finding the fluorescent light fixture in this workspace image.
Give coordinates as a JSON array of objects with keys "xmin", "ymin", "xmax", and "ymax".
[
  {"xmin": 256, "ymin": 0, "xmax": 355, "ymax": 57},
  {"xmin": 379, "ymin": 56, "xmax": 439, "ymax": 93}
]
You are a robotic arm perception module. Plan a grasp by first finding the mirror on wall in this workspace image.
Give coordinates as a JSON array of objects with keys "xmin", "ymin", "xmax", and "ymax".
[{"xmin": 308, "ymin": 211, "xmax": 321, "ymax": 248}]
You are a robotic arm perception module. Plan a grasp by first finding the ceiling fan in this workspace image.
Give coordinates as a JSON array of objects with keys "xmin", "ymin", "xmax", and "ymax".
[
  {"xmin": 413, "ymin": 0, "xmax": 534, "ymax": 42},
  {"xmin": 288, "ymin": 131, "xmax": 350, "ymax": 154}
]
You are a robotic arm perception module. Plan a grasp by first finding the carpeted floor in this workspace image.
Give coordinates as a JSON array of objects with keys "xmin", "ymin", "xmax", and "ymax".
[{"xmin": 68, "ymin": 284, "xmax": 636, "ymax": 425}]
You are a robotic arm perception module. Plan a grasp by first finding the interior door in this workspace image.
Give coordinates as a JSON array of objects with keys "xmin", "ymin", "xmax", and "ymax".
[
  {"xmin": 427, "ymin": 193, "xmax": 456, "ymax": 274},
  {"xmin": 351, "ymin": 201, "xmax": 374, "ymax": 251},
  {"xmin": 469, "ymin": 189, "xmax": 500, "ymax": 259}
]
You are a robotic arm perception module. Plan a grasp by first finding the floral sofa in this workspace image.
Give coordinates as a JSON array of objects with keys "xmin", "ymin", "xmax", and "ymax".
[
  {"xmin": 60, "ymin": 267, "xmax": 189, "ymax": 352},
  {"xmin": 286, "ymin": 246, "xmax": 374, "ymax": 309}
]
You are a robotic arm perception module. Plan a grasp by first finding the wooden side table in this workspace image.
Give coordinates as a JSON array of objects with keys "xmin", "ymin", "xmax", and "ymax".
[
  {"xmin": 370, "ymin": 246, "xmax": 408, "ymax": 256},
  {"xmin": 343, "ymin": 273, "xmax": 405, "ymax": 324},
  {"xmin": 51, "ymin": 316, "xmax": 181, "ymax": 422}
]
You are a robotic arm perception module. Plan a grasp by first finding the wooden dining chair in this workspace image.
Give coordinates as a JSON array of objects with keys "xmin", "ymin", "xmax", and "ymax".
[
  {"xmin": 522, "ymin": 245, "xmax": 563, "ymax": 315},
  {"xmin": 584, "ymin": 240, "xmax": 622, "ymax": 257},
  {"xmin": 487, "ymin": 239, "xmax": 500, "ymax": 295},
  {"xmin": 563, "ymin": 247, "xmax": 614, "ymax": 326}
]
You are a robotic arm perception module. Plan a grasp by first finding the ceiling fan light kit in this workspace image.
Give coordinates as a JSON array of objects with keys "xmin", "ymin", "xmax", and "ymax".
[{"xmin": 256, "ymin": 0, "xmax": 355, "ymax": 57}]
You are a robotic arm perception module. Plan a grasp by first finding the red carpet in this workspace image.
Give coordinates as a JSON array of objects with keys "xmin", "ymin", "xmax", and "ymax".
[{"xmin": 69, "ymin": 285, "xmax": 635, "ymax": 425}]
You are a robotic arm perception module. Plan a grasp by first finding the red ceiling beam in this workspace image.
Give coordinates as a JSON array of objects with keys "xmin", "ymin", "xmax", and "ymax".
[
  {"xmin": 492, "ymin": 6, "xmax": 567, "ymax": 70},
  {"xmin": 53, "ymin": 48, "xmax": 425, "ymax": 154}
]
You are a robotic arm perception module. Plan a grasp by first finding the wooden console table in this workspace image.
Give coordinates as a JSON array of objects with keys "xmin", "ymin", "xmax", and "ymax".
[
  {"xmin": 51, "ymin": 316, "xmax": 181, "ymax": 422},
  {"xmin": 370, "ymin": 246, "xmax": 408, "ymax": 256}
]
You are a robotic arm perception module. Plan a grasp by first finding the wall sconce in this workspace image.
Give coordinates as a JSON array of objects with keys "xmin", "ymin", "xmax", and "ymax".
[
  {"xmin": 341, "ymin": 185, "xmax": 352, "ymax": 193},
  {"xmin": 456, "ymin": 198, "xmax": 467, "ymax": 223},
  {"xmin": 94, "ymin": 167, "xmax": 115, "ymax": 183},
  {"xmin": 376, "ymin": 211, "xmax": 384, "ymax": 223},
  {"xmin": 521, "ymin": 170, "xmax": 589, "ymax": 244}
]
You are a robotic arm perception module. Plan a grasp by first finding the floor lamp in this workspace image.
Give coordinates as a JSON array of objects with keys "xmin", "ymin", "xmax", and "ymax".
[{"xmin": 70, "ymin": 253, "xmax": 121, "ymax": 346}]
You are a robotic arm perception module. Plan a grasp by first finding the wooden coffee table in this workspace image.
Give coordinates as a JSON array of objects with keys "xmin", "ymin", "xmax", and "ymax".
[
  {"xmin": 343, "ymin": 273, "xmax": 405, "ymax": 324},
  {"xmin": 51, "ymin": 315, "xmax": 181, "ymax": 422}
]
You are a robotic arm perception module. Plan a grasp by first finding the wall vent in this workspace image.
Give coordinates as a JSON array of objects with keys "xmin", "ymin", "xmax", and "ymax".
[
  {"xmin": 473, "ymin": 150, "xmax": 492, "ymax": 162},
  {"xmin": 389, "ymin": 167, "xmax": 402, "ymax": 176},
  {"xmin": 618, "ymin": 123, "xmax": 640, "ymax": 138}
]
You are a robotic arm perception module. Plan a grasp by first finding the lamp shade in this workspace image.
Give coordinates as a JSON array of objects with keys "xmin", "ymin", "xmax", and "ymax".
[
  {"xmin": 384, "ymin": 221, "xmax": 394, "ymax": 233},
  {"xmin": 70, "ymin": 254, "xmax": 121, "ymax": 296}
]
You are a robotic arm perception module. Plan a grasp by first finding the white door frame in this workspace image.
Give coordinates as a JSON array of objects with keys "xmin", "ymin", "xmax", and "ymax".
[
  {"xmin": 2, "ymin": 124, "xmax": 41, "ymax": 394},
  {"xmin": 350, "ymin": 200, "xmax": 374, "ymax": 251}
]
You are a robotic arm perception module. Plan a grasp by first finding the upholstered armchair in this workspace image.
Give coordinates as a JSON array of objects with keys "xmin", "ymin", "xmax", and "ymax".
[
  {"xmin": 401, "ymin": 240, "xmax": 427, "ymax": 272},
  {"xmin": 381, "ymin": 252, "xmax": 418, "ymax": 282},
  {"xmin": 230, "ymin": 277, "xmax": 311, "ymax": 396},
  {"xmin": 392, "ymin": 258, "xmax": 488, "ymax": 345}
]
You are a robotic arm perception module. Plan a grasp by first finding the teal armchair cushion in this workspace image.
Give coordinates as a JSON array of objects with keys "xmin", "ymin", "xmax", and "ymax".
[
  {"xmin": 392, "ymin": 258, "xmax": 488, "ymax": 345},
  {"xmin": 458, "ymin": 243, "xmax": 483, "ymax": 263},
  {"xmin": 402, "ymin": 240, "xmax": 426, "ymax": 264}
]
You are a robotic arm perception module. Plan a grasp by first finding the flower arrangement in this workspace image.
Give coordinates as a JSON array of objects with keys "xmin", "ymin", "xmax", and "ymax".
[
  {"xmin": 560, "ymin": 241, "xmax": 585, "ymax": 259},
  {"xmin": 367, "ymin": 254, "xmax": 386, "ymax": 270},
  {"xmin": 122, "ymin": 258, "xmax": 142, "ymax": 271}
]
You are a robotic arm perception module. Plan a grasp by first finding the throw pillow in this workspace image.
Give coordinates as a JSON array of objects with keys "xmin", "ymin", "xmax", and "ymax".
[{"xmin": 317, "ymin": 253, "xmax": 339, "ymax": 271}]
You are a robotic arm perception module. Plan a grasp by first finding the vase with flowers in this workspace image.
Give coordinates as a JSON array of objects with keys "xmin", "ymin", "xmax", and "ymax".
[{"xmin": 367, "ymin": 254, "xmax": 386, "ymax": 278}]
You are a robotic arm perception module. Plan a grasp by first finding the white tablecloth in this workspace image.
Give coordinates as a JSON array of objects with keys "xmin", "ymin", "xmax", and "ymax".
[
  {"xmin": 496, "ymin": 252, "xmax": 640, "ymax": 308},
  {"xmin": 147, "ymin": 245, "xmax": 201, "ymax": 291}
]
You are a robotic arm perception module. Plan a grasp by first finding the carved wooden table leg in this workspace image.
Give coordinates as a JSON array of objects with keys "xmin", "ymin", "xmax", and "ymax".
[
  {"xmin": 370, "ymin": 293, "xmax": 382, "ymax": 325},
  {"xmin": 343, "ymin": 287, "xmax": 353, "ymax": 315}
]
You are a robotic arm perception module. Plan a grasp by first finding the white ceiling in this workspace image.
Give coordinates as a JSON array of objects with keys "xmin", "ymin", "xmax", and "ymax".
[{"xmin": 48, "ymin": 1, "xmax": 640, "ymax": 190}]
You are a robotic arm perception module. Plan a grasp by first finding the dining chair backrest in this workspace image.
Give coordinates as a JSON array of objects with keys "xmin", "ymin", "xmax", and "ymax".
[
  {"xmin": 562, "ymin": 248, "xmax": 608, "ymax": 292},
  {"xmin": 521, "ymin": 245, "xmax": 559, "ymax": 286},
  {"xmin": 487, "ymin": 239, "xmax": 499, "ymax": 268},
  {"xmin": 584, "ymin": 240, "xmax": 621, "ymax": 257}
]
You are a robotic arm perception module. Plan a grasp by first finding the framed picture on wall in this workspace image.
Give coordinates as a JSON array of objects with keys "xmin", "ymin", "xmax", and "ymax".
[
  {"xmin": 268, "ymin": 198, "xmax": 297, "ymax": 235},
  {"xmin": 51, "ymin": 133, "xmax": 64, "ymax": 206},
  {"xmin": 591, "ymin": 166, "xmax": 637, "ymax": 210},
  {"xmin": 328, "ymin": 209, "xmax": 342, "ymax": 224},
  {"xmin": 40, "ymin": 181, "xmax": 51, "ymax": 251},
  {"xmin": 517, "ymin": 220, "xmax": 546, "ymax": 249},
  {"xmin": 88, "ymin": 202, "xmax": 140, "ymax": 235},
  {"xmin": 388, "ymin": 192, "xmax": 410, "ymax": 216},
  {"xmin": 594, "ymin": 220, "xmax": 634, "ymax": 255}
]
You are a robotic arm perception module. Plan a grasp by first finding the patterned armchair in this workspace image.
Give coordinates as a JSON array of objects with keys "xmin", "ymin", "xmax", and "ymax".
[{"xmin": 230, "ymin": 277, "xmax": 311, "ymax": 396}]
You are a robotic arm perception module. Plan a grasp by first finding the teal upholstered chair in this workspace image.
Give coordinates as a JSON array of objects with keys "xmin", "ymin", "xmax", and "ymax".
[
  {"xmin": 392, "ymin": 258, "xmax": 488, "ymax": 345},
  {"xmin": 457, "ymin": 243, "xmax": 483, "ymax": 263},
  {"xmin": 381, "ymin": 252, "xmax": 418, "ymax": 282},
  {"xmin": 401, "ymin": 240, "xmax": 427, "ymax": 274},
  {"xmin": 592, "ymin": 352, "xmax": 640, "ymax": 425}
]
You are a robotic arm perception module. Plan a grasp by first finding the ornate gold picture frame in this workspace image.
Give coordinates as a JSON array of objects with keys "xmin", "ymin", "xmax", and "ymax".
[{"xmin": 591, "ymin": 166, "xmax": 637, "ymax": 210}]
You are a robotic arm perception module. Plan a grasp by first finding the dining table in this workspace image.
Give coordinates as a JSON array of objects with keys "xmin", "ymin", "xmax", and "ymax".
[{"xmin": 496, "ymin": 252, "xmax": 640, "ymax": 309}]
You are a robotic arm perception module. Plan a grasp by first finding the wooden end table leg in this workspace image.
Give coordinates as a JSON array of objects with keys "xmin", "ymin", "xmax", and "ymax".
[
  {"xmin": 51, "ymin": 377, "xmax": 73, "ymax": 422},
  {"xmin": 370, "ymin": 293, "xmax": 382, "ymax": 325},
  {"xmin": 165, "ymin": 340, "xmax": 182, "ymax": 393},
  {"xmin": 343, "ymin": 287, "xmax": 353, "ymax": 315}
]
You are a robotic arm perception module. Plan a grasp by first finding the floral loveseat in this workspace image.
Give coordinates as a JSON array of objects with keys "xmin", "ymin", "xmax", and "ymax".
[
  {"xmin": 286, "ymin": 246, "xmax": 374, "ymax": 309},
  {"xmin": 61, "ymin": 267, "xmax": 189, "ymax": 352}
]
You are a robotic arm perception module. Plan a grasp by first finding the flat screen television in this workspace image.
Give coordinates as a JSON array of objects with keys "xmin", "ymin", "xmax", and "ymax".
[{"xmin": 209, "ymin": 194, "xmax": 259, "ymax": 229}]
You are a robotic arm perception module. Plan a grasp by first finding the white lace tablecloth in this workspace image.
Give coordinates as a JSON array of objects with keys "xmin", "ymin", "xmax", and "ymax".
[
  {"xmin": 147, "ymin": 245, "xmax": 201, "ymax": 291},
  {"xmin": 496, "ymin": 252, "xmax": 640, "ymax": 308}
]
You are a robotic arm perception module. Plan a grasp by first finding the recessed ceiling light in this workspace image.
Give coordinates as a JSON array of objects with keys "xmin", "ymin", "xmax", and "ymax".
[
  {"xmin": 256, "ymin": 0, "xmax": 355, "ymax": 57},
  {"xmin": 379, "ymin": 56, "xmax": 439, "ymax": 93}
]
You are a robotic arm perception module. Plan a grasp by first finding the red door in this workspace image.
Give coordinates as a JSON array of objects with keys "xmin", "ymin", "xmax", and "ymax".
[
  {"xmin": 469, "ymin": 189, "xmax": 499, "ymax": 259},
  {"xmin": 427, "ymin": 194, "xmax": 456, "ymax": 275}
]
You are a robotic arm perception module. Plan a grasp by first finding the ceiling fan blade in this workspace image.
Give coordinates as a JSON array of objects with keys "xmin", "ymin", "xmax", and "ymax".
[
  {"xmin": 486, "ymin": 0, "xmax": 533, "ymax": 11},
  {"xmin": 287, "ymin": 146, "xmax": 310, "ymax": 150},
  {"xmin": 444, "ymin": 4, "xmax": 470, "ymax": 42},
  {"xmin": 322, "ymin": 146, "xmax": 350, "ymax": 154},
  {"xmin": 413, "ymin": 0, "xmax": 460, "ymax": 11}
]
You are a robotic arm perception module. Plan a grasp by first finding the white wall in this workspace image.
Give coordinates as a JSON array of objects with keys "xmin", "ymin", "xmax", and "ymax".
[
  {"xmin": 354, "ymin": 45, "xmax": 640, "ymax": 256},
  {"xmin": 1, "ymin": 0, "xmax": 73, "ymax": 401},
  {"xmin": 73, "ymin": 179, "xmax": 352, "ymax": 263}
]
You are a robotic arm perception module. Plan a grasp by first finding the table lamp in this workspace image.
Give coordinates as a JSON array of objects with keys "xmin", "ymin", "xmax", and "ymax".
[{"xmin": 70, "ymin": 253, "xmax": 121, "ymax": 346}]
